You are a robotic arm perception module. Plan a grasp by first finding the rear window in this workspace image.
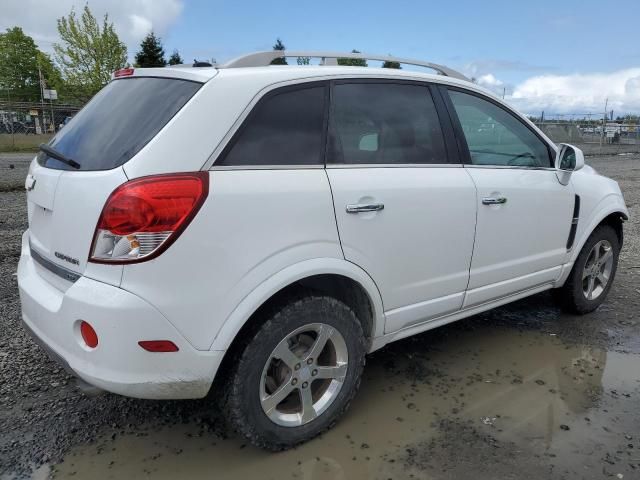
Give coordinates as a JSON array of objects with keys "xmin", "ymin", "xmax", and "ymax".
[{"xmin": 38, "ymin": 77, "xmax": 201, "ymax": 171}]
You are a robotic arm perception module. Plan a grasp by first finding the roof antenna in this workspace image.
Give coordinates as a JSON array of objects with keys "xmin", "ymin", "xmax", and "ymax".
[{"xmin": 193, "ymin": 59, "xmax": 212, "ymax": 67}]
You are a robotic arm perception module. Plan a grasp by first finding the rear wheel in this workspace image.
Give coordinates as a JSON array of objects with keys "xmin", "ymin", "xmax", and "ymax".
[
  {"xmin": 556, "ymin": 225, "xmax": 619, "ymax": 314},
  {"xmin": 225, "ymin": 296, "xmax": 366, "ymax": 450}
]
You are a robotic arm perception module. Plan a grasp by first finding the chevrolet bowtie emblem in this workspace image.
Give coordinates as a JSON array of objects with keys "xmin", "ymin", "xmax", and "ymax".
[{"xmin": 25, "ymin": 175, "xmax": 36, "ymax": 191}]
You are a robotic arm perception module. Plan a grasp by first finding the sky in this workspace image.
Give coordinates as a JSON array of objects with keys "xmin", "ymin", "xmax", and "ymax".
[{"xmin": 2, "ymin": 0, "xmax": 640, "ymax": 116}]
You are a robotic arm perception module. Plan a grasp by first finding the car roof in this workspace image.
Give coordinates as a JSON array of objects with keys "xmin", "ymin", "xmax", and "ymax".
[{"xmin": 130, "ymin": 64, "xmax": 482, "ymax": 93}]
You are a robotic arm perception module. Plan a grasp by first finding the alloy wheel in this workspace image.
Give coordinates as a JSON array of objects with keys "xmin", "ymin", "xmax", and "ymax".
[
  {"xmin": 582, "ymin": 239, "xmax": 614, "ymax": 301},
  {"xmin": 259, "ymin": 323, "xmax": 348, "ymax": 427}
]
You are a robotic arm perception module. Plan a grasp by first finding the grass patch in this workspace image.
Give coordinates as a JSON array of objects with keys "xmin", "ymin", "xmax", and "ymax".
[{"xmin": 0, "ymin": 133, "xmax": 52, "ymax": 153}]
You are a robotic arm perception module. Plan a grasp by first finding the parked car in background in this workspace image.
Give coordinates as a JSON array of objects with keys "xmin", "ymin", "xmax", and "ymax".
[
  {"xmin": 18, "ymin": 51, "xmax": 628, "ymax": 450},
  {"xmin": 58, "ymin": 116, "xmax": 73, "ymax": 130}
]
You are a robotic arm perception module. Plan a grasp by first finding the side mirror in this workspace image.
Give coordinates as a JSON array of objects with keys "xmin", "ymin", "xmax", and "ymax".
[{"xmin": 555, "ymin": 143, "xmax": 585, "ymax": 185}]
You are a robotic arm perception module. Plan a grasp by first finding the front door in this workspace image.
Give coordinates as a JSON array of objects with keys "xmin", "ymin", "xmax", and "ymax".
[
  {"xmin": 445, "ymin": 88, "xmax": 575, "ymax": 307},
  {"xmin": 326, "ymin": 81, "xmax": 477, "ymax": 333}
]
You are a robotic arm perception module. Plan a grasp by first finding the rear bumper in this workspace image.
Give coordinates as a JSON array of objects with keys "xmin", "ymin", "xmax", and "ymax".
[{"xmin": 17, "ymin": 231, "xmax": 223, "ymax": 399}]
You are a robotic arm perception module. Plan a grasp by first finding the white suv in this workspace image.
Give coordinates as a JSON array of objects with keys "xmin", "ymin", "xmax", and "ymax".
[{"xmin": 18, "ymin": 51, "xmax": 628, "ymax": 449}]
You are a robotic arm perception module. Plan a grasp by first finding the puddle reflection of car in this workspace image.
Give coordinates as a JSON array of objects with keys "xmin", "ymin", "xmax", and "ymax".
[
  {"xmin": 464, "ymin": 340, "xmax": 606, "ymax": 446},
  {"xmin": 18, "ymin": 50, "xmax": 629, "ymax": 451}
]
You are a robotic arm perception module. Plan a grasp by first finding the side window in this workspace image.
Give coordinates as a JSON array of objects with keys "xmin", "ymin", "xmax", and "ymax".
[
  {"xmin": 219, "ymin": 84, "xmax": 326, "ymax": 166},
  {"xmin": 329, "ymin": 83, "xmax": 448, "ymax": 165},
  {"xmin": 448, "ymin": 90, "xmax": 552, "ymax": 168}
]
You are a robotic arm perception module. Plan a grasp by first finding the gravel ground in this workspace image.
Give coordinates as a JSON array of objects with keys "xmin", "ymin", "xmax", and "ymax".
[{"xmin": 1, "ymin": 153, "xmax": 639, "ymax": 479}]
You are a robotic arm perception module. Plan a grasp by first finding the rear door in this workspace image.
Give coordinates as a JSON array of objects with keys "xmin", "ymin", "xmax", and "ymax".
[
  {"xmin": 26, "ymin": 76, "xmax": 201, "ymax": 287},
  {"xmin": 444, "ymin": 87, "xmax": 575, "ymax": 307},
  {"xmin": 326, "ymin": 81, "xmax": 477, "ymax": 333}
]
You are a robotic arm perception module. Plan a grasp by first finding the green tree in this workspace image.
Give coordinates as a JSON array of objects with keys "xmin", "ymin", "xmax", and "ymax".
[
  {"xmin": 270, "ymin": 38, "xmax": 287, "ymax": 65},
  {"xmin": 168, "ymin": 49, "xmax": 183, "ymax": 65},
  {"xmin": 297, "ymin": 56, "xmax": 310, "ymax": 65},
  {"xmin": 337, "ymin": 49, "xmax": 367, "ymax": 67},
  {"xmin": 54, "ymin": 4, "xmax": 127, "ymax": 100},
  {"xmin": 135, "ymin": 31, "xmax": 166, "ymax": 67},
  {"xmin": 0, "ymin": 27, "xmax": 63, "ymax": 102},
  {"xmin": 382, "ymin": 60, "xmax": 401, "ymax": 69}
]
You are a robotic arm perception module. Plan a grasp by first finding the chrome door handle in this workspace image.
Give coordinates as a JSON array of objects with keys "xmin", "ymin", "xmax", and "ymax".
[
  {"xmin": 346, "ymin": 203, "xmax": 384, "ymax": 213},
  {"xmin": 482, "ymin": 196, "xmax": 507, "ymax": 205}
]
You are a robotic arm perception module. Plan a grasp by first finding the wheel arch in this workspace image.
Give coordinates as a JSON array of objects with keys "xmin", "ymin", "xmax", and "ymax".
[
  {"xmin": 572, "ymin": 203, "xmax": 628, "ymax": 265},
  {"xmin": 209, "ymin": 258, "xmax": 386, "ymax": 355},
  {"xmin": 557, "ymin": 199, "xmax": 628, "ymax": 287}
]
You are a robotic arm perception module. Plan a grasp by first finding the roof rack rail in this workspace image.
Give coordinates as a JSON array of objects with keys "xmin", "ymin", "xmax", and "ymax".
[{"xmin": 220, "ymin": 50, "xmax": 470, "ymax": 81}]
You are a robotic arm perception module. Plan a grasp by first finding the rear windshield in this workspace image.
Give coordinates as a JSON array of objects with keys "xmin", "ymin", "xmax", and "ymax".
[{"xmin": 38, "ymin": 77, "xmax": 201, "ymax": 171}]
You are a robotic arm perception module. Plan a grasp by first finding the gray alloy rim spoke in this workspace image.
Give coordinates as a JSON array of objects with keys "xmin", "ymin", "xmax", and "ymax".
[
  {"xmin": 600, "ymin": 247, "xmax": 613, "ymax": 264},
  {"xmin": 315, "ymin": 364, "xmax": 347, "ymax": 381},
  {"xmin": 272, "ymin": 341, "xmax": 300, "ymax": 370},
  {"xmin": 262, "ymin": 381, "xmax": 294, "ymax": 414},
  {"xmin": 586, "ymin": 276, "xmax": 596, "ymax": 299},
  {"xmin": 299, "ymin": 387, "xmax": 317, "ymax": 423},
  {"xmin": 306, "ymin": 324, "xmax": 333, "ymax": 361},
  {"xmin": 597, "ymin": 271, "xmax": 607, "ymax": 286}
]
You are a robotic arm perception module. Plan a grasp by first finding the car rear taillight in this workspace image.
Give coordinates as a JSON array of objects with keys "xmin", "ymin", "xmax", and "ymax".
[{"xmin": 89, "ymin": 172, "xmax": 209, "ymax": 264}]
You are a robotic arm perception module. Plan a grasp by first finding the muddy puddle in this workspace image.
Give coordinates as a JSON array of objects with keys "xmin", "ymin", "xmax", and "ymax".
[{"xmin": 46, "ymin": 323, "xmax": 640, "ymax": 480}]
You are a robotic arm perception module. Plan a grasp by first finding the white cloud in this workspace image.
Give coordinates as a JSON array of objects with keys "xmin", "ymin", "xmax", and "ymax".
[
  {"xmin": 0, "ymin": 0, "xmax": 184, "ymax": 56},
  {"xmin": 509, "ymin": 68, "xmax": 640, "ymax": 115},
  {"xmin": 471, "ymin": 68, "xmax": 640, "ymax": 115},
  {"xmin": 477, "ymin": 74, "xmax": 503, "ymax": 88},
  {"xmin": 473, "ymin": 73, "xmax": 513, "ymax": 98},
  {"xmin": 465, "ymin": 59, "xmax": 551, "ymax": 77}
]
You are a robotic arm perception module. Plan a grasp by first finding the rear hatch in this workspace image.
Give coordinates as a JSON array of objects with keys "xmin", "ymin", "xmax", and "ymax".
[{"xmin": 26, "ymin": 76, "xmax": 202, "ymax": 284}]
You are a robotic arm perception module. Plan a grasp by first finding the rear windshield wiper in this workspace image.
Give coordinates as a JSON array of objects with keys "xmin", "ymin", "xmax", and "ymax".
[{"xmin": 39, "ymin": 144, "xmax": 81, "ymax": 169}]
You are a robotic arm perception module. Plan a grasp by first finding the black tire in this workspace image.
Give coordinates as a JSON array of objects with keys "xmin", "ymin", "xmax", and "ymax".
[
  {"xmin": 225, "ymin": 295, "xmax": 366, "ymax": 450},
  {"xmin": 555, "ymin": 225, "xmax": 620, "ymax": 314}
]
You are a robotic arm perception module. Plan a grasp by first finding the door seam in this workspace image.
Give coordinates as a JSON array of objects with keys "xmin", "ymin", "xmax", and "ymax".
[
  {"xmin": 462, "ymin": 166, "xmax": 479, "ymax": 303},
  {"xmin": 323, "ymin": 168, "xmax": 346, "ymax": 259}
]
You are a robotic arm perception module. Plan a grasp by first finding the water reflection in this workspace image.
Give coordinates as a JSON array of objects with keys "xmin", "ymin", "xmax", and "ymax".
[{"xmin": 50, "ymin": 325, "xmax": 636, "ymax": 480}]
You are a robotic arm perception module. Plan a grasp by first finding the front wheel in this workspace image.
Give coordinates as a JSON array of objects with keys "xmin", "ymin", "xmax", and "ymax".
[
  {"xmin": 555, "ymin": 225, "xmax": 620, "ymax": 314},
  {"xmin": 225, "ymin": 296, "xmax": 366, "ymax": 450}
]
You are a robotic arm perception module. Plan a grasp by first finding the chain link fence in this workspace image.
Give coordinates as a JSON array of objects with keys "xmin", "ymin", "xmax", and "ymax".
[
  {"xmin": 533, "ymin": 115, "xmax": 640, "ymax": 155},
  {"xmin": 0, "ymin": 101, "xmax": 82, "ymax": 152}
]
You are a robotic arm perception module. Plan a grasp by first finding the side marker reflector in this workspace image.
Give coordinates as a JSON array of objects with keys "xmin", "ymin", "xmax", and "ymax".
[
  {"xmin": 138, "ymin": 340, "xmax": 179, "ymax": 352},
  {"xmin": 80, "ymin": 321, "xmax": 98, "ymax": 348}
]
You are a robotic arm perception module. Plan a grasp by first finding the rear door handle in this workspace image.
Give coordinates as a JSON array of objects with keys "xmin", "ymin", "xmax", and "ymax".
[
  {"xmin": 482, "ymin": 196, "xmax": 507, "ymax": 205},
  {"xmin": 346, "ymin": 203, "xmax": 385, "ymax": 213}
]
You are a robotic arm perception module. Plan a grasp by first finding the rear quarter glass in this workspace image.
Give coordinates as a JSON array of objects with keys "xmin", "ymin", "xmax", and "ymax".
[{"xmin": 37, "ymin": 77, "xmax": 201, "ymax": 171}]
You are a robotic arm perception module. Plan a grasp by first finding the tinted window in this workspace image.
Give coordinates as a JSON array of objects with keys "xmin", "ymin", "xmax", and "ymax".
[
  {"xmin": 38, "ymin": 77, "xmax": 200, "ymax": 171},
  {"xmin": 219, "ymin": 85, "xmax": 326, "ymax": 166},
  {"xmin": 449, "ymin": 90, "xmax": 552, "ymax": 168},
  {"xmin": 329, "ymin": 83, "xmax": 447, "ymax": 164}
]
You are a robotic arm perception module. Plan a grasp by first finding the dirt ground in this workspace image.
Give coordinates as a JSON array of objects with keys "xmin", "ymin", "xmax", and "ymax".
[{"xmin": 1, "ymin": 153, "xmax": 639, "ymax": 480}]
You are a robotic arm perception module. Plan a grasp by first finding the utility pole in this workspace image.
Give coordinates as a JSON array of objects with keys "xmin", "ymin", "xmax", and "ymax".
[
  {"xmin": 49, "ymin": 95, "xmax": 55, "ymax": 134},
  {"xmin": 7, "ymin": 86, "xmax": 15, "ymax": 147},
  {"xmin": 38, "ymin": 65, "xmax": 46, "ymax": 134},
  {"xmin": 600, "ymin": 98, "xmax": 608, "ymax": 147}
]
